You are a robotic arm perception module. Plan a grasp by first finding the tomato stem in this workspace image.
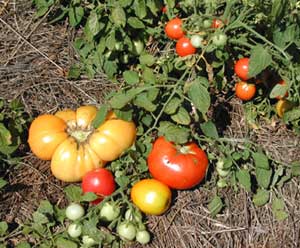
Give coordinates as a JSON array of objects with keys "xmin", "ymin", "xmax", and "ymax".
[{"xmin": 69, "ymin": 129, "xmax": 92, "ymax": 143}]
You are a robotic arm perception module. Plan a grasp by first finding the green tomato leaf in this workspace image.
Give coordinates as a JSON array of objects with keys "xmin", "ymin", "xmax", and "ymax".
[
  {"xmin": 103, "ymin": 60, "xmax": 118, "ymax": 79},
  {"xmin": 252, "ymin": 152, "xmax": 269, "ymax": 169},
  {"xmin": 200, "ymin": 121, "xmax": 219, "ymax": 139},
  {"xmin": 142, "ymin": 67, "xmax": 156, "ymax": 84},
  {"xmin": 134, "ymin": 93, "xmax": 157, "ymax": 112},
  {"xmin": 85, "ymin": 11, "xmax": 101, "ymax": 38},
  {"xmin": 128, "ymin": 17, "xmax": 145, "ymax": 29},
  {"xmin": 273, "ymin": 209, "xmax": 289, "ymax": 221},
  {"xmin": 133, "ymin": 0, "xmax": 147, "ymax": 19},
  {"xmin": 171, "ymin": 107, "xmax": 191, "ymax": 125},
  {"xmin": 248, "ymin": 45, "xmax": 272, "ymax": 78},
  {"xmin": 115, "ymin": 175, "xmax": 130, "ymax": 187},
  {"xmin": 236, "ymin": 168, "xmax": 251, "ymax": 192},
  {"xmin": 291, "ymin": 161, "xmax": 300, "ymax": 176},
  {"xmin": 123, "ymin": 70, "xmax": 139, "ymax": 84},
  {"xmin": 0, "ymin": 178, "xmax": 7, "ymax": 189},
  {"xmin": 56, "ymin": 237, "xmax": 78, "ymax": 248},
  {"xmin": 119, "ymin": 0, "xmax": 133, "ymax": 7},
  {"xmin": 164, "ymin": 97, "xmax": 182, "ymax": 115},
  {"xmin": 158, "ymin": 121, "xmax": 190, "ymax": 144},
  {"xmin": 253, "ymin": 189, "xmax": 270, "ymax": 207},
  {"xmin": 256, "ymin": 167, "xmax": 272, "ymax": 189},
  {"xmin": 187, "ymin": 80, "xmax": 210, "ymax": 116},
  {"xmin": 81, "ymin": 192, "xmax": 98, "ymax": 202},
  {"xmin": 37, "ymin": 200, "xmax": 54, "ymax": 215},
  {"xmin": 139, "ymin": 54, "xmax": 155, "ymax": 66},
  {"xmin": 269, "ymin": 83, "xmax": 288, "ymax": 99},
  {"xmin": 111, "ymin": 6, "xmax": 126, "ymax": 27},
  {"xmin": 271, "ymin": 166, "xmax": 284, "ymax": 187},
  {"xmin": 64, "ymin": 185, "xmax": 82, "ymax": 202},
  {"xmin": 0, "ymin": 221, "xmax": 8, "ymax": 236},
  {"xmin": 283, "ymin": 108, "xmax": 300, "ymax": 122},
  {"xmin": 272, "ymin": 197, "xmax": 288, "ymax": 221},
  {"xmin": 92, "ymin": 104, "xmax": 109, "ymax": 129},
  {"xmin": 33, "ymin": 212, "xmax": 49, "ymax": 224},
  {"xmin": 208, "ymin": 195, "xmax": 223, "ymax": 217},
  {"xmin": 16, "ymin": 242, "xmax": 31, "ymax": 248},
  {"xmin": 68, "ymin": 6, "xmax": 84, "ymax": 27}
]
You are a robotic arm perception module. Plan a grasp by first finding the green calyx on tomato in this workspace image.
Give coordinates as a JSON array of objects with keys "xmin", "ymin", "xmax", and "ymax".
[{"xmin": 147, "ymin": 137, "xmax": 209, "ymax": 190}]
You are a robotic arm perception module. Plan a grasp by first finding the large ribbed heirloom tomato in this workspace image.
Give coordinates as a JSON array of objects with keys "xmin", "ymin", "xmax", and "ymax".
[
  {"xmin": 147, "ymin": 137, "xmax": 209, "ymax": 190},
  {"xmin": 28, "ymin": 106, "xmax": 136, "ymax": 182}
]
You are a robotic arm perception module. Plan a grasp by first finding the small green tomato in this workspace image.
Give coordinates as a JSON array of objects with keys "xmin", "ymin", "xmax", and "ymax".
[
  {"xmin": 67, "ymin": 223, "xmax": 82, "ymax": 238},
  {"xmin": 65, "ymin": 203, "xmax": 85, "ymax": 221},
  {"xmin": 100, "ymin": 202, "xmax": 120, "ymax": 222},
  {"xmin": 82, "ymin": 235, "xmax": 96, "ymax": 247},
  {"xmin": 136, "ymin": 230, "xmax": 151, "ymax": 244},
  {"xmin": 117, "ymin": 221, "xmax": 136, "ymax": 241},
  {"xmin": 190, "ymin": 35, "xmax": 203, "ymax": 48},
  {"xmin": 212, "ymin": 33, "xmax": 227, "ymax": 47}
]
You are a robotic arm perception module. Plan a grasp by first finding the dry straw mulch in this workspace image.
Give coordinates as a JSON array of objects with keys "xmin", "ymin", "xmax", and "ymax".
[{"xmin": 1, "ymin": 1, "xmax": 300, "ymax": 247}]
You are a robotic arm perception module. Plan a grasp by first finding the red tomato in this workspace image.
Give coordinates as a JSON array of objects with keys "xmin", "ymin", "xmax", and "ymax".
[
  {"xmin": 235, "ymin": 81, "xmax": 256, "ymax": 101},
  {"xmin": 147, "ymin": 137, "xmax": 209, "ymax": 190},
  {"xmin": 211, "ymin": 19, "xmax": 224, "ymax": 28},
  {"xmin": 161, "ymin": 6, "xmax": 167, "ymax": 13},
  {"xmin": 165, "ymin": 18, "xmax": 185, "ymax": 40},
  {"xmin": 275, "ymin": 80, "xmax": 288, "ymax": 100},
  {"xmin": 234, "ymin": 57, "xmax": 250, "ymax": 81},
  {"xmin": 176, "ymin": 37, "xmax": 196, "ymax": 57},
  {"xmin": 82, "ymin": 168, "xmax": 116, "ymax": 204}
]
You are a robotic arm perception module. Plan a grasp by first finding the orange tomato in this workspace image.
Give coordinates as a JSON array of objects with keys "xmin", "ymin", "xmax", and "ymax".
[
  {"xmin": 131, "ymin": 179, "xmax": 172, "ymax": 215},
  {"xmin": 235, "ymin": 81, "xmax": 256, "ymax": 101},
  {"xmin": 276, "ymin": 99, "xmax": 294, "ymax": 118},
  {"xmin": 28, "ymin": 106, "xmax": 136, "ymax": 182}
]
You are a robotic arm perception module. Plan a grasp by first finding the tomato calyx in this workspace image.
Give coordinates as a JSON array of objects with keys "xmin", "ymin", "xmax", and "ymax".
[
  {"xmin": 177, "ymin": 145, "xmax": 196, "ymax": 155},
  {"xmin": 68, "ymin": 128, "xmax": 93, "ymax": 143}
]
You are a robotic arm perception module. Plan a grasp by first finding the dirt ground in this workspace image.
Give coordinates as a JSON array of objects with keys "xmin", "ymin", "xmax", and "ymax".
[{"xmin": 1, "ymin": 1, "xmax": 300, "ymax": 247}]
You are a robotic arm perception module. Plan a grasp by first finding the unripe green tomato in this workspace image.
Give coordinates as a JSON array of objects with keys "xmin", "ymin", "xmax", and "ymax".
[
  {"xmin": 124, "ymin": 209, "xmax": 142, "ymax": 222},
  {"xmin": 190, "ymin": 35, "xmax": 203, "ymax": 48},
  {"xmin": 117, "ymin": 221, "xmax": 136, "ymax": 241},
  {"xmin": 136, "ymin": 230, "xmax": 151, "ymax": 244},
  {"xmin": 82, "ymin": 235, "xmax": 96, "ymax": 247},
  {"xmin": 67, "ymin": 223, "xmax": 82, "ymax": 238},
  {"xmin": 212, "ymin": 33, "xmax": 227, "ymax": 47},
  {"xmin": 203, "ymin": 19, "xmax": 212, "ymax": 28},
  {"xmin": 65, "ymin": 203, "xmax": 85, "ymax": 221},
  {"xmin": 100, "ymin": 202, "xmax": 120, "ymax": 222}
]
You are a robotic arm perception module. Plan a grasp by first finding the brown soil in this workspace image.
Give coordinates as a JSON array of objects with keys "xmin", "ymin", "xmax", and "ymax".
[{"xmin": 1, "ymin": 1, "xmax": 300, "ymax": 247}]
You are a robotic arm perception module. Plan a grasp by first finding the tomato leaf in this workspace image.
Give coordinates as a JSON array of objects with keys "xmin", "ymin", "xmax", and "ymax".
[
  {"xmin": 111, "ymin": 7, "xmax": 126, "ymax": 27},
  {"xmin": 256, "ymin": 167, "xmax": 272, "ymax": 189},
  {"xmin": 158, "ymin": 121, "xmax": 190, "ymax": 144},
  {"xmin": 208, "ymin": 195, "xmax": 223, "ymax": 217},
  {"xmin": 171, "ymin": 107, "xmax": 191, "ymax": 125},
  {"xmin": 270, "ymin": 166, "xmax": 284, "ymax": 187},
  {"xmin": 123, "ymin": 70, "xmax": 139, "ymax": 84},
  {"xmin": 252, "ymin": 152, "xmax": 269, "ymax": 169},
  {"xmin": 115, "ymin": 175, "xmax": 130, "ymax": 187},
  {"xmin": 128, "ymin": 17, "xmax": 145, "ymax": 29},
  {"xmin": 283, "ymin": 108, "xmax": 300, "ymax": 122},
  {"xmin": 271, "ymin": 197, "xmax": 288, "ymax": 221},
  {"xmin": 68, "ymin": 6, "xmax": 84, "ymax": 27},
  {"xmin": 139, "ymin": 54, "xmax": 155, "ymax": 66},
  {"xmin": 269, "ymin": 83, "xmax": 288, "ymax": 99},
  {"xmin": 33, "ymin": 212, "xmax": 49, "ymax": 224},
  {"xmin": 164, "ymin": 97, "xmax": 182, "ymax": 114},
  {"xmin": 64, "ymin": 185, "xmax": 82, "ymax": 202},
  {"xmin": 56, "ymin": 237, "xmax": 78, "ymax": 248},
  {"xmin": 85, "ymin": 11, "xmax": 101, "ymax": 38},
  {"xmin": 37, "ymin": 200, "xmax": 54, "ymax": 215},
  {"xmin": 81, "ymin": 192, "xmax": 98, "ymax": 202},
  {"xmin": 92, "ymin": 104, "xmax": 109, "ymax": 128},
  {"xmin": 15, "ymin": 242, "xmax": 31, "ymax": 248},
  {"xmin": 0, "ymin": 178, "xmax": 7, "ymax": 189},
  {"xmin": 0, "ymin": 221, "xmax": 8, "ymax": 236},
  {"xmin": 133, "ymin": 0, "xmax": 147, "ymax": 19},
  {"xmin": 200, "ymin": 121, "xmax": 219, "ymax": 139},
  {"xmin": 253, "ymin": 189, "xmax": 270, "ymax": 207},
  {"xmin": 236, "ymin": 169, "xmax": 251, "ymax": 192},
  {"xmin": 291, "ymin": 161, "xmax": 300, "ymax": 176},
  {"xmin": 134, "ymin": 93, "xmax": 157, "ymax": 112},
  {"xmin": 248, "ymin": 45, "xmax": 272, "ymax": 78},
  {"xmin": 187, "ymin": 79, "xmax": 210, "ymax": 116}
]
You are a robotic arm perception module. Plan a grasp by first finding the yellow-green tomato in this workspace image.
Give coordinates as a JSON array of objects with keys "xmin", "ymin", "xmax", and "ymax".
[
  {"xmin": 99, "ymin": 202, "xmax": 120, "ymax": 222},
  {"xmin": 65, "ymin": 203, "xmax": 85, "ymax": 221},
  {"xmin": 117, "ymin": 221, "xmax": 136, "ymax": 241},
  {"xmin": 82, "ymin": 235, "xmax": 96, "ymax": 247},
  {"xmin": 67, "ymin": 223, "xmax": 82, "ymax": 238},
  {"xmin": 130, "ymin": 179, "xmax": 172, "ymax": 215},
  {"xmin": 136, "ymin": 230, "xmax": 151, "ymax": 244}
]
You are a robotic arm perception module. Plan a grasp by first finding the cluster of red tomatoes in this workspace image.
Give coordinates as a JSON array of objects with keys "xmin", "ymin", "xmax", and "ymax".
[{"xmin": 164, "ymin": 17, "xmax": 226, "ymax": 57}]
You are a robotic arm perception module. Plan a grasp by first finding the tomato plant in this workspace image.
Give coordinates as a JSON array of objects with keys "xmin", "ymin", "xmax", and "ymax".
[
  {"xmin": 28, "ymin": 106, "xmax": 136, "ymax": 182},
  {"xmin": 234, "ymin": 58, "xmax": 250, "ymax": 81},
  {"xmin": 82, "ymin": 168, "xmax": 116, "ymax": 204},
  {"xmin": 65, "ymin": 203, "xmax": 85, "ymax": 221},
  {"xmin": 165, "ymin": 17, "xmax": 185, "ymax": 40},
  {"xmin": 176, "ymin": 37, "xmax": 196, "ymax": 57},
  {"xmin": 131, "ymin": 179, "xmax": 172, "ymax": 215},
  {"xmin": 148, "ymin": 137, "xmax": 209, "ymax": 189},
  {"xmin": 235, "ymin": 81, "xmax": 256, "ymax": 101}
]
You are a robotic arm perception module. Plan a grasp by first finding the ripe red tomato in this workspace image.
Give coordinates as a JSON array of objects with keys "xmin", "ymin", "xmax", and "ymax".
[
  {"xmin": 165, "ymin": 18, "xmax": 185, "ymax": 40},
  {"xmin": 211, "ymin": 19, "xmax": 224, "ymax": 28},
  {"xmin": 234, "ymin": 57, "xmax": 250, "ymax": 81},
  {"xmin": 235, "ymin": 81, "xmax": 256, "ymax": 101},
  {"xmin": 176, "ymin": 37, "xmax": 196, "ymax": 57},
  {"xmin": 275, "ymin": 80, "xmax": 288, "ymax": 100},
  {"xmin": 147, "ymin": 137, "xmax": 209, "ymax": 190},
  {"xmin": 82, "ymin": 168, "xmax": 116, "ymax": 204}
]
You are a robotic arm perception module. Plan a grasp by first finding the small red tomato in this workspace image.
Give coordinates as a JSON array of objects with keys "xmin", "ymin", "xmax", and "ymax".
[
  {"xmin": 82, "ymin": 168, "xmax": 116, "ymax": 204},
  {"xmin": 211, "ymin": 19, "xmax": 224, "ymax": 28},
  {"xmin": 148, "ymin": 137, "xmax": 209, "ymax": 190},
  {"xmin": 176, "ymin": 37, "xmax": 196, "ymax": 57},
  {"xmin": 275, "ymin": 80, "xmax": 288, "ymax": 100},
  {"xmin": 235, "ymin": 81, "xmax": 256, "ymax": 101},
  {"xmin": 234, "ymin": 58, "xmax": 250, "ymax": 81},
  {"xmin": 161, "ymin": 6, "xmax": 167, "ymax": 13},
  {"xmin": 165, "ymin": 18, "xmax": 185, "ymax": 40}
]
